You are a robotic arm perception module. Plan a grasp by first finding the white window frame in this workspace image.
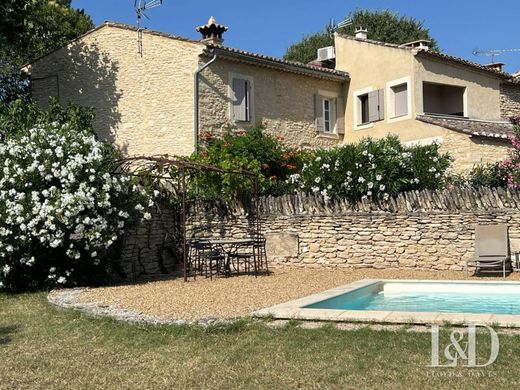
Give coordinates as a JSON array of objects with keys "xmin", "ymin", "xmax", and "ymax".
[
  {"xmin": 228, "ymin": 72, "xmax": 255, "ymax": 124},
  {"xmin": 353, "ymin": 86, "xmax": 374, "ymax": 130},
  {"xmin": 386, "ymin": 76, "xmax": 412, "ymax": 123},
  {"xmin": 317, "ymin": 89, "xmax": 339, "ymax": 134}
]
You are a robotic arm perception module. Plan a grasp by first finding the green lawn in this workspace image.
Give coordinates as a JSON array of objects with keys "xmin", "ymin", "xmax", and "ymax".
[{"xmin": 1, "ymin": 293, "xmax": 520, "ymax": 389}]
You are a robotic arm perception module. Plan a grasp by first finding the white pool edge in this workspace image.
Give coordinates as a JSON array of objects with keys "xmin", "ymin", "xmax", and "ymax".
[{"xmin": 252, "ymin": 279, "xmax": 520, "ymax": 328}]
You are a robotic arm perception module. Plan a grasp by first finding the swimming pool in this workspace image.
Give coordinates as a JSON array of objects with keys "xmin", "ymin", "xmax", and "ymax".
[
  {"xmin": 254, "ymin": 279, "xmax": 520, "ymax": 327},
  {"xmin": 305, "ymin": 281, "xmax": 520, "ymax": 315}
]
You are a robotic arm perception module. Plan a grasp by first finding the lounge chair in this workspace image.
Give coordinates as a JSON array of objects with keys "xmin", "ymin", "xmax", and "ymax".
[{"xmin": 466, "ymin": 224, "xmax": 511, "ymax": 278}]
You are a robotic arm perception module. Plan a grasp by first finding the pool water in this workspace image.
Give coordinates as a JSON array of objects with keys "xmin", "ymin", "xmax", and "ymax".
[{"xmin": 305, "ymin": 282, "xmax": 520, "ymax": 315}]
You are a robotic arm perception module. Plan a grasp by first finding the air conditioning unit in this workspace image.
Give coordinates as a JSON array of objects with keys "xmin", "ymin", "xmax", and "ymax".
[{"xmin": 317, "ymin": 46, "xmax": 336, "ymax": 62}]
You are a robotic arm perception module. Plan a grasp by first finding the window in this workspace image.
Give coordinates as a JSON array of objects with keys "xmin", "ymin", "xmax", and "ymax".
[
  {"xmin": 230, "ymin": 75, "xmax": 254, "ymax": 122},
  {"xmin": 359, "ymin": 94, "xmax": 369, "ymax": 124},
  {"xmin": 355, "ymin": 88, "xmax": 384, "ymax": 127},
  {"xmin": 391, "ymin": 83, "xmax": 408, "ymax": 118},
  {"xmin": 386, "ymin": 77, "xmax": 411, "ymax": 122},
  {"xmin": 423, "ymin": 82, "xmax": 465, "ymax": 117},
  {"xmin": 314, "ymin": 93, "xmax": 344, "ymax": 134},
  {"xmin": 31, "ymin": 75, "xmax": 59, "ymax": 108},
  {"xmin": 323, "ymin": 99, "xmax": 331, "ymax": 132}
]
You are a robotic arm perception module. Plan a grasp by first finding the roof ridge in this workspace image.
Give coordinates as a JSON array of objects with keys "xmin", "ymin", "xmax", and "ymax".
[{"xmin": 335, "ymin": 32, "xmax": 512, "ymax": 79}]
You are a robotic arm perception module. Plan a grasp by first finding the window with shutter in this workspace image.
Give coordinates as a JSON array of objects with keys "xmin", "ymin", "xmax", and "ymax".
[
  {"xmin": 230, "ymin": 75, "xmax": 253, "ymax": 123},
  {"xmin": 315, "ymin": 94, "xmax": 339, "ymax": 133},
  {"xmin": 336, "ymin": 97, "xmax": 345, "ymax": 135},
  {"xmin": 356, "ymin": 89, "xmax": 384, "ymax": 126},
  {"xmin": 359, "ymin": 94, "xmax": 369, "ymax": 124},
  {"xmin": 377, "ymin": 89, "xmax": 385, "ymax": 121},
  {"xmin": 314, "ymin": 94, "xmax": 325, "ymax": 132},
  {"xmin": 31, "ymin": 75, "xmax": 59, "ymax": 108},
  {"xmin": 392, "ymin": 83, "xmax": 408, "ymax": 118}
]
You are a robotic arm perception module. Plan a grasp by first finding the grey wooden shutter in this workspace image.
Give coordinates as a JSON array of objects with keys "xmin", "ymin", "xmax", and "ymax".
[
  {"xmin": 393, "ymin": 84, "xmax": 408, "ymax": 117},
  {"xmin": 314, "ymin": 94, "xmax": 325, "ymax": 132},
  {"xmin": 232, "ymin": 78, "xmax": 247, "ymax": 122},
  {"xmin": 378, "ymin": 89, "xmax": 385, "ymax": 120},
  {"xmin": 31, "ymin": 75, "xmax": 59, "ymax": 108},
  {"xmin": 368, "ymin": 89, "xmax": 384, "ymax": 122},
  {"xmin": 336, "ymin": 97, "xmax": 345, "ymax": 134},
  {"xmin": 368, "ymin": 91, "xmax": 380, "ymax": 123}
]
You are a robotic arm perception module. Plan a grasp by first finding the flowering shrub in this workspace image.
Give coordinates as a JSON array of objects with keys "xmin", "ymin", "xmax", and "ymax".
[
  {"xmin": 288, "ymin": 136, "xmax": 451, "ymax": 202},
  {"xmin": 0, "ymin": 101, "xmax": 150, "ymax": 291},
  {"xmin": 193, "ymin": 125, "xmax": 307, "ymax": 198}
]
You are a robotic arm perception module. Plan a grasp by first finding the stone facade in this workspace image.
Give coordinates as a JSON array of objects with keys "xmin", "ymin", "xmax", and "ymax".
[
  {"xmin": 26, "ymin": 21, "xmax": 515, "ymax": 171},
  {"xmin": 26, "ymin": 22, "xmax": 346, "ymax": 156},
  {"xmin": 439, "ymin": 131, "xmax": 510, "ymax": 172},
  {"xmin": 198, "ymin": 57, "xmax": 345, "ymax": 149},
  {"xmin": 500, "ymin": 82, "xmax": 520, "ymax": 119},
  {"xmin": 120, "ymin": 188, "xmax": 520, "ymax": 279},
  {"xmin": 26, "ymin": 23, "xmax": 204, "ymax": 157}
]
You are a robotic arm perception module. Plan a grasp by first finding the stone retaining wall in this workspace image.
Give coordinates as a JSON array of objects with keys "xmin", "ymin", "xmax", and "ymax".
[
  {"xmin": 121, "ymin": 188, "xmax": 520, "ymax": 279},
  {"xmin": 190, "ymin": 189, "xmax": 520, "ymax": 271}
]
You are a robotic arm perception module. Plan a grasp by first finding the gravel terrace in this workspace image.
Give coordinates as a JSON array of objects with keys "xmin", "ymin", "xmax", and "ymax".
[{"xmin": 76, "ymin": 268, "xmax": 520, "ymax": 322}]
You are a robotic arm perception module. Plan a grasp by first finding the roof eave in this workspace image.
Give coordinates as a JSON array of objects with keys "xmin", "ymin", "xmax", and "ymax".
[
  {"xmin": 205, "ymin": 47, "xmax": 349, "ymax": 82},
  {"xmin": 414, "ymin": 50, "xmax": 511, "ymax": 80}
]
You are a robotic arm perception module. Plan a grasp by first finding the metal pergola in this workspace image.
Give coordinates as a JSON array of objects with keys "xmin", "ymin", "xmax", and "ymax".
[{"xmin": 114, "ymin": 156, "xmax": 261, "ymax": 282}]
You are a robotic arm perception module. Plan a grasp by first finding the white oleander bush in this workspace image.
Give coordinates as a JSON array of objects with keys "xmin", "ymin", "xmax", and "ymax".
[
  {"xmin": 287, "ymin": 136, "xmax": 452, "ymax": 202},
  {"xmin": 0, "ymin": 100, "xmax": 151, "ymax": 291}
]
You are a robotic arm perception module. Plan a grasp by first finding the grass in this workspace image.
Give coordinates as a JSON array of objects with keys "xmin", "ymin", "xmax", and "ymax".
[{"xmin": 2, "ymin": 293, "xmax": 520, "ymax": 389}]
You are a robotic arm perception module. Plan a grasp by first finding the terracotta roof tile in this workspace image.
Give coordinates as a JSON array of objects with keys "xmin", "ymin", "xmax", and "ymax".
[
  {"xmin": 416, "ymin": 114, "xmax": 515, "ymax": 140},
  {"xmin": 204, "ymin": 44, "xmax": 349, "ymax": 81}
]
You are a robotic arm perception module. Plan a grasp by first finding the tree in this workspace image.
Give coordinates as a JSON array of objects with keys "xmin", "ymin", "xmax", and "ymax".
[
  {"xmin": 0, "ymin": 0, "xmax": 94, "ymax": 66},
  {"xmin": 0, "ymin": 0, "xmax": 94, "ymax": 105},
  {"xmin": 284, "ymin": 9, "xmax": 439, "ymax": 64}
]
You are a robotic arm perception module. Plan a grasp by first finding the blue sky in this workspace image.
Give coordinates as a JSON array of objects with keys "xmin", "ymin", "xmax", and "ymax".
[{"xmin": 72, "ymin": 0, "xmax": 520, "ymax": 73}]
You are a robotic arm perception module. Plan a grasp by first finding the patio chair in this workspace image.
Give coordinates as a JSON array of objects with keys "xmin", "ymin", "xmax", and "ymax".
[
  {"xmin": 228, "ymin": 234, "xmax": 268, "ymax": 275},
  {"xmin": 189, "ymin": 238, "xmax": 225, "ymax": 279},
  {"xmin": 466, "ymin": 224, "xmax": 511, "ymax": 278}
]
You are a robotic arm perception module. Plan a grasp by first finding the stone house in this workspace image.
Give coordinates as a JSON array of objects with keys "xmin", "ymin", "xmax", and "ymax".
[
  {"xmin": 333, "ymin": 31, "xmax": 520, "ymax": 171},
  {"xmin": 24, "ymin": 17, "xmax": 520, "ymax": 171}
]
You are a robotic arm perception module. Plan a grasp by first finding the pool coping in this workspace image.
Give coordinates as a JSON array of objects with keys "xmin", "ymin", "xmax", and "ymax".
[{"xmin": 252, "ymin": 279, "xmax": 520, "ymax": 328}]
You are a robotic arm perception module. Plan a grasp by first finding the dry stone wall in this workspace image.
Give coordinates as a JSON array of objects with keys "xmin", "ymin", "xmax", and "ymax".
[
  {"xmin": 187, "ymin": 188, "xmax": 520, "ymax": 272},
  {"xmin": 120, "ymin": 188, "xmax": 520, "ymax": 279}
]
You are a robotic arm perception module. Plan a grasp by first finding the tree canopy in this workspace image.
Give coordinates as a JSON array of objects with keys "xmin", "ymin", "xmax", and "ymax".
[
  {"xmin": 0, "ymin": 0, "xmax": 94, "ymax": 66},
  {"xmin": 0, "ymin": 0, "xmax": 94, "ymax": 105},
  {"xmin": 284, "ymin": 9, "xmax": 439, "ymax": 64}
]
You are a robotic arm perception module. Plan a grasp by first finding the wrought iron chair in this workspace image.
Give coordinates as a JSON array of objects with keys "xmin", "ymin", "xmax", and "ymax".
[
  {"xmin": 252, "ymin": 234, "xmax": 268, "ymax": 273},
  {"xmin": 189, "ymin": 238, "xmax": 225, "ymax": 279},
  {"xmin": 229, "ymin": 241, "xmax": 257, "ymax": 275},
  {"xmin": 228, "ymin": 234, "xmax": 268, "ymax": 275}
]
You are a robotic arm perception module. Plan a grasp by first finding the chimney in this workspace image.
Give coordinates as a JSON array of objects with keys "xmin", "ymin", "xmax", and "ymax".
[
  {"xmin": 196, "ymin": 16, "xmax": 228, "ymax": 46},
  {"xmin": 400, "ymin": 39, "xmax": 430, "ymax": 51},
  {"xmin": 355, "ymin": 27, "xmax": 368, "ymax": 40},
  {"xmin": 484, "ymin": 62, "xmax": 505, "ymax": 72}
]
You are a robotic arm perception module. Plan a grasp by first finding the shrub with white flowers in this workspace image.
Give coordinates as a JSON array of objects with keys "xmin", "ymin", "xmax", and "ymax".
[
  {"xmin": 288, "ymin": 136, "xmax": 451, "ymax": 202},
  {"xmin": 0, "ymin": 100, "xmax": 151, "ymax": 291}
]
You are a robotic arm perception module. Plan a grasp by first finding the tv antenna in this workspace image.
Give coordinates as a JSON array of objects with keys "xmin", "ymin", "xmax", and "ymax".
[
  {"xmin": 329, "ymin": 17, "xmax": 353, "ymax": 38},
  {"xmin": 135, "ymin": 0, "xmax": 164, "ymax": 56},
  {"xmin": 473, "ymin": 47, "xmax": 520, "ymax": 64}
]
